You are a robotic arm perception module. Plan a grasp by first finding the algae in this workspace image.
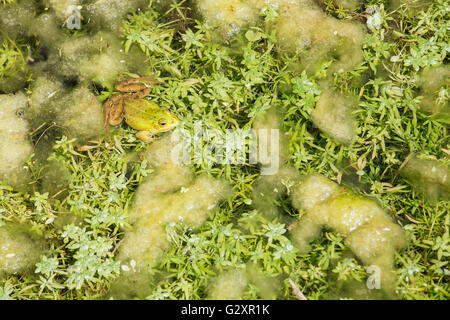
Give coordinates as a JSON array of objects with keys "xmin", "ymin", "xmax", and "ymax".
[
  {"xmin": 0, "ymin": 223, "xmax": 45, "ymax": 275},
  {"xmin": 207, "ymin": 265, "xmax": 281, "ymax": 299},
  {"xmin": 55, "ymin": 86, "xmax": 105, "ymax": 141},
  {"xmin": 196, "ymin": 0, "xmax": 365, "ymax": 75},
  {"xmin": 0, "ymin": 92, "xmax": 32, "ymax": 188},
  {"xmin": 311, "ymin": 88, "xmax": 357, "ymax": 144},
  {"xmin": 0, "ymin": 0, "xmax": 36, "ymax": 40},
  {"xmin": 207, "ymin": 269, "xmax": 248, "ymax": 300},
  {"xmin": 290, "ymin": 174, "xmax": 408, "ymax": 296},
  {"xmin": 0, "ymin": 0, "xmax": 447, "ymax": 301},
  {"xmin": 112, "ymin": 134, "xmax": 230, "ymax": 298},
  {"xmin": 401, "ymin": 154, "xmax": 450, "ymax": 201},
  {"xmin": 416, "ymin": 65, "xmax": 449, "ymax": 120}
]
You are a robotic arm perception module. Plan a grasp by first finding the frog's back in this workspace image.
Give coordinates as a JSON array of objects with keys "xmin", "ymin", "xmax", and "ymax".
[{"xmin": 124, "ymin": 99, "xmax": 162, "ymax": 130}]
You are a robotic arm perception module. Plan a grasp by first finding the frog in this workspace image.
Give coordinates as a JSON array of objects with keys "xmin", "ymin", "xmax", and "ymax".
[{"xmin": 104, "ymin": 75, "xmax": 179, "ymax": 142}]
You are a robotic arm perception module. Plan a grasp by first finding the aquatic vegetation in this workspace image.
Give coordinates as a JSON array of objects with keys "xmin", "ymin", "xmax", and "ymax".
[
  {"xmin": 46, "ymin": 32, "xmax": 128, "ymax": 87},
  {"xmin": 55, "ymin": 86, "xmax": 105, "ymax": 141},
  {"xmin": 113, "ymin": 134, "xmax": 230, "ymax": 298},
  {"xmin": 290, "ymin": 174, "xmax": 407, "ymax": 295},
  {"xmin": 207, "ymin": 269, "xmax": 248, "ymax": 299},
  {"xmin": 290, "ymin": 174, "xmax": 341, "ymax": 211},
  {"xmin": 0, "ymin": 223, "xmax": 44, "ymax": 275},
  {"xmin": 0, "ymin": 0, "xmax": 448, "ymax": 301},
  {"xmin": 84, "ymin": 0, "xmax": 149, "ymax": 33},
  {"xmin": 252, "ymin": 166, "xmax": 299, "ymax": 217},
  {"xmin": 274, "ymin": 1, "xmax": 365, "ymax": 74},
  {"xmin": 0, "ymin": 92, "xmax": 32, "ymax": 188},
  {"xmin": 389, "ymin": 0, "xmax": 434, "ymax": 13},
  {"xmin": 0, "ymin": 0, "xmax": 35, "ymax": 40},
  {"xmin": 317, "ymin": 0, "xmax": 362, "ymax": 10},
  {"xmin": 29, "ymin": 10, "xmax": 69, "ymax": 53},
  {"xmin": 401, "ymin": 154, "xmax": 450, "ymax": 201},
  {"xmin": 0, "ymin": 38, "xmax": 29, "ymax": 93},
  {"xmin": 27, "ymin": 76, "xmax": 64, "ymax": 121},
  {"xmin": 245, "ymin": 264, "xmax": 281, "ymax": 299},
  {"xmin": 196, "ymin": 0, "xmax": 259, "ymax": 37},
  {"xmin": 119, "ymin": 169, "xmax": 229, "ymax": 269},
  {"xmin": 40, "ymin": 158, "xmax": 71, "ymax": 199},
  {"xmin": 76, "ymin": 32, "xmax": 151, "ymax": 89},
  {"xmin": 43, "ymin": 0, "xmax": 81, "ymax": 24},
  {"xmin": 196, "ymin": 0, "xmax": 365, "ymax": 75},
  {"xmin": 311, "ymin": 88, "xmax": 357, "ymax": 144},
  {"xmin": 416, "ymin": 65, "xmax": 449, "ymax": 120},
  {"xmin": 251, "ymin": 109, "xmax": 302, "ymax": 217}
]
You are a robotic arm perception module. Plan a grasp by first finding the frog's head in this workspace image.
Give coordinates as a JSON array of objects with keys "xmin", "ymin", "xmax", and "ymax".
[{"xmin": 153, "ymin": 108, "xmax": 179, "ymax": 133}]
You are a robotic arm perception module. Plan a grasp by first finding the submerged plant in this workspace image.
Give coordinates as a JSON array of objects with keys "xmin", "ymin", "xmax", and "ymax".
[
  {"xmin": 0, "ymin": 38, "xmax": 29, "ymax": 93},
  {"xmin": 0, "ymin": 0, "xmax": 448, "ymax": 301}
]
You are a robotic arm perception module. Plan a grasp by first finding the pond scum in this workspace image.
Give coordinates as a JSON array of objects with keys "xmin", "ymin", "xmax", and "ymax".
[{"xmin": 0, "ymin": 0, "xmax": 448, "ymax": 300}]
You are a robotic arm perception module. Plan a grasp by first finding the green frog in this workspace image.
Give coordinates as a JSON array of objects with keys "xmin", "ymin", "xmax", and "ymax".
[{"xmin": 104, "ymin": 75, "xmax": 179, "ymax": 142}]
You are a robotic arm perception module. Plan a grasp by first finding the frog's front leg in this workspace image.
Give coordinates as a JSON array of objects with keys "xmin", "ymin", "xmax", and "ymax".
[{"xmin": 136, "ymin": 130, "xmax": 155, "ymax": 143}]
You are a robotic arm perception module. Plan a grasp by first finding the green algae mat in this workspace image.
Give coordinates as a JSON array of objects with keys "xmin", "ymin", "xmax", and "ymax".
[{"xmin": 0, "ymin": 0, "xmax": 449, "ymax": 300}]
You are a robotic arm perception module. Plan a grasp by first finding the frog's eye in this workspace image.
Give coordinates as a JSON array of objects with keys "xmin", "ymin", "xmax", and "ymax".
[{"xmin": 159, "ymin": 120, "xmax": 167, "ymax": 126}]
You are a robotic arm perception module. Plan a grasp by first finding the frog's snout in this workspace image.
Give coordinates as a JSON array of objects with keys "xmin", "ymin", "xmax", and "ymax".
[{"xmin": 165, "ymin": 118, "xmax": 179, "ymax": 130}]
